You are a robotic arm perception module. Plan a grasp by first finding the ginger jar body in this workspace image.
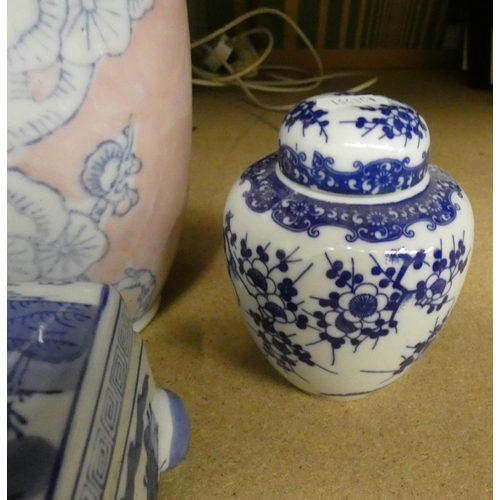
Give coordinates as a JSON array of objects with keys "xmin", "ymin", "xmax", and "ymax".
[
  {"xmin": 7, "ymin": 0, "xmax": 192, "ymax": 330},
  {"xmin": 223, "ymin": 93, "xmax": 474, "ymax": 399}
]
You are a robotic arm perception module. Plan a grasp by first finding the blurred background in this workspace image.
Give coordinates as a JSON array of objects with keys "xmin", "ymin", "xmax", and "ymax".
[{"xmin": 187, "ymin": 0, "xmax": 492, "ymax": 89}]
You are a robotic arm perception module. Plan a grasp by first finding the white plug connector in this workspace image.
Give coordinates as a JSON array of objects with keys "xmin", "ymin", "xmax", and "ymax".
[
  {"xmin": 202, "ymin": 34, "xmax": 233, "ymax": 72},
  {"xmin": 201, "ymin": 33, "xmax": 260, "ymax": 78}
]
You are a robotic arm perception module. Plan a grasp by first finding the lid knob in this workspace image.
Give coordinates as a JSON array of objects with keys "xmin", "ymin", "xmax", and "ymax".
[{"xmin": 278, "ymin": 93, "xmax": 430, "ymax": 195}]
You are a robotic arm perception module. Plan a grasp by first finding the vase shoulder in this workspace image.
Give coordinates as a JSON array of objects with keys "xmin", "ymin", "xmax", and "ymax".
[{"xmin": 235, "ymin": 152, "xmax": 469, "ymax": 245}]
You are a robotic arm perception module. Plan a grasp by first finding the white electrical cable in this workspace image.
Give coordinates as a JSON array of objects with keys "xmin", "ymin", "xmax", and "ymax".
[{"xmin": 190, "ymin": 7, "xmax": 378, "ymax": 111}]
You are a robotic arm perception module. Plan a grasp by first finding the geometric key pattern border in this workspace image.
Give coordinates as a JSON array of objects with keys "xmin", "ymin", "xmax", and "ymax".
[{"xmin": 74, "ymin": 303, "xmax": 133, "ymax": 500}]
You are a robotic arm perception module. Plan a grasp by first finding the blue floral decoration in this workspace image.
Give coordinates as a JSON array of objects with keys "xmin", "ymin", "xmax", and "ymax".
[
  {"xmin": 7, "ymin": 0, "xmax": 156, "ymax": 154},
  {"xmin": 114, "ymin": 267, "xmax": 157, "ymax": 323},
  {"xmin": 8, "ymin": 123, "xmax": 157, "ymax": 322},
  {"xmin": 283, "ymin": 100, "xmax": 330, "ymax": 142},
  {"xmin": 81, "ymin": 125, "xmax": 142, "ymax": 222},
  {"xmin": 340, "ymin": 103, "xmax": 428, "ymax": 147},
  {"xmin": 143, "ymin": 403, "xmax": 159, "ymax": 498},
  {"xmin": 278, "ymin": 144, "xmax": 429, "ymax": 195},
  {"xmin": 224, "ymin": 211, "xmax": 469, "ymax": 377},
  {"xmin": 240, "ymin": 153, "xmax": 463, "ymax": 242},
  {"xmin": 307, "ymin": 235, "xmax": 468, "ymax": 364},
  {"xmin": 224, "ymin": 212, "xmax": 335, "ymax": 381},
  {"xmin": 361, "ymin": 312, "xmax": 450, "ymax": 383}
]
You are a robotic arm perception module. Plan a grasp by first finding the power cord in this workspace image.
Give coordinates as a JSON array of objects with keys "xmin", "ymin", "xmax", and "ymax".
[{"xmin": 190, "ymin": 7, "xmax": 378, "ymax": 112}]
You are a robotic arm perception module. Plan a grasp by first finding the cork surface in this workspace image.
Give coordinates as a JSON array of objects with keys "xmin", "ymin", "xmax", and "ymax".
[{"xmin": 144, "ymin": 70, "xmax": 492, "ymax": 499}]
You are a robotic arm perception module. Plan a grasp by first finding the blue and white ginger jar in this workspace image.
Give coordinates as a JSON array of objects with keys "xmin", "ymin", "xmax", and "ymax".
[{"xmin": 223, "ymin": 93, "xmax": 474, "ymax": 399}]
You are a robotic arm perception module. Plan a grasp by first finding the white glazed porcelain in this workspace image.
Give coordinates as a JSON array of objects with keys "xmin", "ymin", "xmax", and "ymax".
[
  {"xmin": 7, "ymin": 282, "xmax": 190, "ymax": 499},
  {"xmin": 223, "ymin": 93, "xmax": 474, "ymax": 399},
  {"xmin": 7, "ymin": 0, "xmax": 192, "ymax": 330}
]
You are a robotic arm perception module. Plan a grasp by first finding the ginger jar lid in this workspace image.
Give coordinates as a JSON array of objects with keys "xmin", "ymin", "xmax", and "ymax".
[{"xmin": 278, "ymin": 93, "xmax": 430, "ymax": 195}]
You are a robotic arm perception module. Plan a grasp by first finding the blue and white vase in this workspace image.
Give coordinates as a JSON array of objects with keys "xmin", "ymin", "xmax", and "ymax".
[
  {"xmin": 223, "ymin": 93, "xmax": 474, "ymax": 400},
  {"xmin": 7, "ymin": 0, "xmax": 192, "ymax": 330},
  {"xmin": 7, "ymin": 282, "xmax": 190, "ymax": 499}
]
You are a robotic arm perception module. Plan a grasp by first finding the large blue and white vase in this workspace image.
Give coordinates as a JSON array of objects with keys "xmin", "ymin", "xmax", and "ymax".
[
  {"xmin": 223, "ymin": 93, "xmax": 474, "ymax": 399},
  {"xmin": 7, "ymin": 0, "xmax": 192, "ymax": 331}
]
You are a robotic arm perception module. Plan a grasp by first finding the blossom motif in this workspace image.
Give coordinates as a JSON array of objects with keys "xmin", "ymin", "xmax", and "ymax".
[
  {"xmin": 223, "ymin": 212, "xmax": 326, "ymax": 379},
  {"xmin": 341, "ymin": 103, "xmax": 428, "ymax": 147},
  {"xmin": 257, "ymin": 183, "xmax": 277, "ymax": 203},
  {"xmin": 311, "ymin": 238, "xmax": 469, "ymax": 363},
  {"xmin": 333, "ymin": 284, "xmax": 390, "ymax": 330},
  {"xmin": 414, "ymin": 240, "xmax": 468, "ymax": 313},
  {"xmin": 8, "ymin": 125, "xmax": 154, "ymax": 324},
  {"xmin": 418, "ymin": 268, "xmax": 452, "ymax": 302},
  {"xmin": 277, "ymin": 278, "xmax": 298, "ymax": 302},
  {"xmin": 8, "ymin": 0, "xmax": 156, "ymax": 153},
  {"xmin": 224, "ymin": 210, "xmax": 470, "ymax": 373},
  {"xmin": 257, "ymin": 329, "xmax": 315, "ymax": 376},
  {"xmin": 361, "ymin": 313, "xmax": 450, "ymax": 383},
  {"xmin": 411, "ymin": 250, "xmax": 427, "ymax": 269},
  {"xmin": 240, "ymin": 257, "xmax": 275, "ymax": 297},
  {"xmin": 285, "ymin": 199, "xmax": 323, "ymax": 222},
  {"xmin": 36, "ymin": 212, "xmax": 108, "ymax": 281},
  {"xmin": 421, "ymin": 195, "xmax": 445, "ymax": 215},
  {"xmin": 7, "ymin": 237, "xmax": 38, "ymax": 283},
  {"xmin": 81, "ymin": 125, "xmax": 142, "ymax": 222},
  {"xmin": 114, "ymin": 267, "xmax": 157, "ymax": 321},
  {"xmin": 373, "ymin": 169, "xmax": 395, "ymax": 190},
  {"xmin": 236, "ymin": 239, "xmax": 306, "ymax": 327},
  {"xmin": 8, "ymin": 169, "xmax": 108, "ymax": 284},
  {"xmin": 256, "ymin": 292, "xmax": 296, "ymax": 324},
  {"xmin": 62, "ymin": 0, "xmax": 132, "ymax": 64},
  {"xmin": 310, "ymin": 258, "xmax": 396, "ymax": 363},
  {"xmin": 366, "ymin": 211, "xmax": 389, "ymax": 227},
  {"xmin": 283, "ymin": 100, "xmax": 330, "ymax": 141}
]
